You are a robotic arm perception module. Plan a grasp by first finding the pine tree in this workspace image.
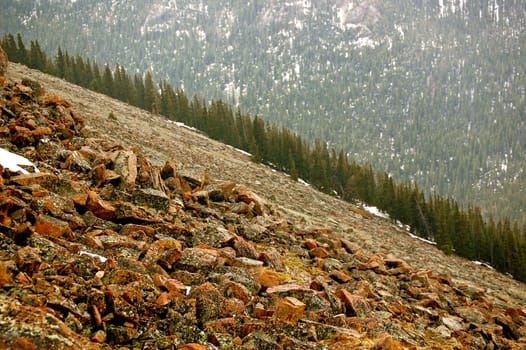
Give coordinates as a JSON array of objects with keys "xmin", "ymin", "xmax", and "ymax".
[
  {"xmin": 113, "ymin": 65, "xmax": 134, "ymax": 103},
  {"xmin": 55, "ymin": 47, "xmax": 67, "ymax": 78},
  {"xmin": 160, "ymin": 79, "xmax": 177, "ymax": 118},
  {"xmin": 310, "ymin": 139, "xmax": 331, "ymax": 191},
  {"xmin": 174, "ymin": 88, "xmax": 190, "ymax": 124},
  {"xmin": 252, "ymin": 116, "xmax": 267, "ymax": 161},
  {"xmin": 433, "ymin": 197, "xmax": 454, "ymax": 255},
  {"xmin": 101, "ymin": 65, "xmax": 114, "ymax": 96},
  {"xmin": 29, "ymin": 40, "xmax": 46, "ymax": 71},
  {"xmin": 132, "ymin": 74, "xmax": 146, "ymax": 109},
  {"xmin": 288, "ymin": 151, "xmax": 299, "ymax": 181},
  {"xmin": 190, "ymin": 95, "xmax": 207, "ymax": 130},
  {"xmin": 333, "ymin": 149, "xmax": 350, "ymax": 198},
  {"xmin": 90, "ymin": 60, "xmax": 102, "ymax": 91},
  {"xmin": 1, "ymin": 34, "xmax": 18, "ymax": 62},
  {"xmin": 16, "ymin": 33, "xmax": 28, "ymax": 65},
  {"xmin": 71, "ymin": 54, "xmax": 85, "ymax": 85},
  {"xmin": 144, "ymin": 71, "xmax": 160, "ymax": 113},
  {"xmin": 249, "ymin": 136, "xmax": 262, "ymax": 163}
]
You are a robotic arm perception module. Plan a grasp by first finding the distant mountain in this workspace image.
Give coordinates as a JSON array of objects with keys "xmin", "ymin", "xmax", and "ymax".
[{"xmin": 2, "ymin": 0, "xmax": 524, "ymax": 222}]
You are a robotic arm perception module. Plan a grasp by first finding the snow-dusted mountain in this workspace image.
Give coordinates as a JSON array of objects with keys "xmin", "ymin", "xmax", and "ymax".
[{"xmin": 1, "ymin": 0, "xmax": 525, "ymax": 222}]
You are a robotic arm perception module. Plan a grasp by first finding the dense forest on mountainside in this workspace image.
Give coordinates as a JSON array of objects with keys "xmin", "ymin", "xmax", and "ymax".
[
  {"xmin": 1, "ymin": 0, "xmax": 524, "ymax": 224},
  {"xmin": 3, "ymin": 34, "xmax": 525, "ymax": 282}
]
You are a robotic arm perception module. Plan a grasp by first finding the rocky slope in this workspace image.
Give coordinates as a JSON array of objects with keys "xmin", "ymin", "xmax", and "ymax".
[{"xmin": 1, "ymin": 59, "xmax": 525, "ymax": 349}]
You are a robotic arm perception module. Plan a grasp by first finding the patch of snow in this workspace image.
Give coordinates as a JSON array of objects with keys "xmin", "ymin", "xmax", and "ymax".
[
  {"xmin": 167, "ymin": 120, "xmax": 198, "ymax": 132},
  {"xmin": 233, "ymin": 147, "xmax": 251, "ymax": 156},
  {"xmin": 394, "ymin": 24, "xmax": 404, "ymax": 40},
  {"xmin": 439, "ymin": 0, "xmax": 445, "ymax": 17},
  {"xmin": 195, "ymin": 27, "xmax": 207, "ymax": 42},
  {"xmin": 363, "ymin": 205, "xmax": 390, "ymax": 219},
  {"xmin": 298, "ymin": 178, "xmax": 310, "ymax": 186},
  {"xmin": 407, "ymin": 232, "xmax": 437, "ymax": 246},
  {"xmin": 294, "ymin": 63, "xmax": 301, "ymax": 76},
  {"xmin": 79, "ymin": 250, "xmax": 108, "ymax": 263},
  {"xmin": 352, "ymin": 36, "xmax": 378, "ymax": 48},
  {"xmin": 472, "ymin": 260, "xmax": 495, "ymax": 270},
  {"xmin": 0, "ymin": 148, "xmax": 39, "ymax": 174},
  {"xmin": 336, "ymin": 2, "xmax": 354, "ymax": 30},
  {"xmin": 224, "ymin": 80, "xmax": 241, "ymax": 106},
  {"xmin": 396, "ymin": 221, "xmax": 411, "ymax": 232}
]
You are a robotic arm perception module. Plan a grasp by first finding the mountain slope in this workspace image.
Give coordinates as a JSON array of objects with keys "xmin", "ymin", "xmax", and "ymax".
[
  {"xmin": 2, "ymin": 61, "xmax": 525, "ymax": 348},
  {"xmin": 1, "ymin": 0, "xmax": 525, "ymax": 223},
  {"xmin": 0, "ymin": 0, "xmax": 526, "ymax": 221}
]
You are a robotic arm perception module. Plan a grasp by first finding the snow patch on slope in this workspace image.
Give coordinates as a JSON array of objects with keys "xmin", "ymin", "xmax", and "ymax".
[
  {"xmin": 363, "ymin": 205, "xmax": 389, "ymax": 219},
  {"xmin": 0, "ymin": 148, "xmax": 39, "ymax": 174}
]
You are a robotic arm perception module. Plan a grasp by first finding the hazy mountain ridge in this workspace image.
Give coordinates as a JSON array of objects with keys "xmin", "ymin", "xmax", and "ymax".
[{"xmin": 1, "ymin": 0, "xmax": 524, "ymax": 222}]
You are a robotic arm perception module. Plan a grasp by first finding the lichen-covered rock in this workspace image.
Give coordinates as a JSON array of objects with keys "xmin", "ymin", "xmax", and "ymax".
[
  {"xmin": 85, "ymin": 190, "xmax": 116, "ymax": 220},
  {"xmin": 133, "ymin": 188, "xmax": 170, "ymax": 210},
  {"xmin": 233, "ymin": 184, "xmax": 272, "ymax": 216},
  {"xmin": 112, "ymin": 149, "xmax": 137, "ymax": 191},
  {"xmin": 335, "ymin": 289, "xmax": 371, "ymax": 317},
  {"xmin": 274, "ymin": 296, "xmax": 306, "ymax": 325},
  {"xmin": 15, "ymin": 246, "xmax": 42, "ymax": 275},
  {"xmin": 0, "ymin": 294, "xmax": 100, "ymax": 349},
  {"xmin": 34, "ymin": 214, "xmax": 74, "ymax": 240},
  {"xmin": 142, "ymin": 238, "xmax": 183, "ymax": 270},
  {"xmin": 253, "ymin": 269, "xmax": 281, "ymax": 289},
  {"xmin": 232, "ymin": 235, "xmax": 259, "ymax": 259},
  {"xmin": 188, "ymin": 282, "xmax": 227, "ymax": 323}
]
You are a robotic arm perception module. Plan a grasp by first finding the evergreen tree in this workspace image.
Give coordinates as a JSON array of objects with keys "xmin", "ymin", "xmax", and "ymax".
[
  {"xmin": 29, "ymin": 40, "xmax": 46, "ymax": 71},
  {"xmin": 433, "ymin": 197, "xmax": 454, "ymax": 255},
  {"xmin": 252, "ymin": 116, "xmax": 267, "ymax": 161},
  {"xmin": 310, "ymin": 139, "xmax": 331, "ymax": 191},
  {"xmin": 334, "ymin": 149, "xmax": 350, "ymax": 198},
  {"xmin": 189, "ymin": 95, "xmax": 208, "ymax": 130},
  {"xmin": 133, "ymin": 74, "xmax": 146, "ymax": 109},
  {"xmin": 1, "ymin": 34, "xmax": 18, "ymax": 62},
  {"xmin": 71, "ymin": 54, "xmax": 85, "ymax": 85},
  {"xmin": 15, "ymin": 33, "xmax": 27, "ymax": 65},
  {"xmin": 249, "ymin": 136, "xmax": 262, "ymax": 163},
  {"xmin": 174, "ymin": 88, "xmax": 190, "ymax": 124},
  {"xmin": 144, "ymin": 70, "xmax": 160, "ymax": 113},
  {"xmin": 101, "ymin": 65, "xmax": 114, "ymax": 96},
  {"xmin": 160, "ymin": 79, "xmax": 177, "ymax": 119},
  {"xmin": 288, "ymin": 151, "xmax": 299, "ymax": 181},
  {"xmin": 90, "ymin": 60, "xmax": 102, "ymax": 91},
  {"xmin": 55, "ymin": 47, "xmax": 67, "ymax": 78},
  {"xmin": 113, "ymin": 65, "xmax": 134, "ymax": 103}
]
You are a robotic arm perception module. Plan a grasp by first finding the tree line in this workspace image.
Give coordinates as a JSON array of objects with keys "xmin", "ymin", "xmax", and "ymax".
[{"xmin": 2, "ymin": 33, "xmax": 525, "ymax": 282}]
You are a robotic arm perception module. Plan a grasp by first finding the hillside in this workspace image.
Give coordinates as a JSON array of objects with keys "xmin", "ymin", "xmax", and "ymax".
[
  {"xmin": 1, "ymin": 0, "xmax": 524, "ymax": 223},
  {"xmin": 1, "ymin": 60, "xmax": 525, "ymax": 348}
]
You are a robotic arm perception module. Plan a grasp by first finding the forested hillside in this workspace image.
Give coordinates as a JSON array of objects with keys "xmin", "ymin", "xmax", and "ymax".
[
  {"xmin": 1, "ymin": 0, "xmax": 524, "ymax": 223},
  {"xmin": 3, "ymin": 35, "xmax": 525, "ymax": 282}
]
